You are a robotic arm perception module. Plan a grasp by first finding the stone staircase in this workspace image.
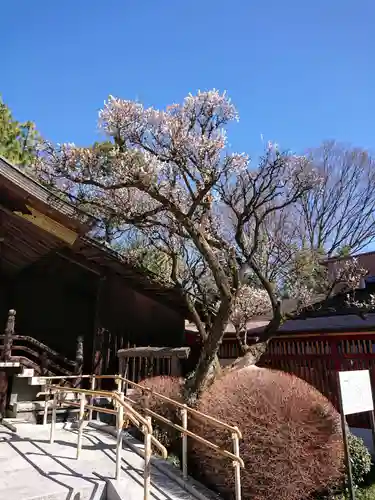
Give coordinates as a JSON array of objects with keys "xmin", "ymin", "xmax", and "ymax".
[
  {"xmin": 3, "ymin": 366, "xmax": 117, "ymax": 429},
  {"xmin": 4, "ymin": 367, "xmax": 82, "ymax": 424}
]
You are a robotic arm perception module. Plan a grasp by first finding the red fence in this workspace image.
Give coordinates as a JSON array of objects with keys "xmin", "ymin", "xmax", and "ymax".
[
  {"xmin": 259, "ymin": 332, "xmax": 375, "ymax": 428},
  {"xmin": 215, "ymin": 332, "xmax": 375, "ymax": 429}
]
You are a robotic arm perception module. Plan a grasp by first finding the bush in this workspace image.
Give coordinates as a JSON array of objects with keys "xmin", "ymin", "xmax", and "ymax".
[
  {"xmin": 348, "ymin": 433, "xmax": 372, "ymax": 486},
  {"xmin": 188, "ymin": 366, "xmax": 345, "ymax": 500},
  {"xmin": 134, "ymin": 376, "xmax": 183, "ymax": 452}
]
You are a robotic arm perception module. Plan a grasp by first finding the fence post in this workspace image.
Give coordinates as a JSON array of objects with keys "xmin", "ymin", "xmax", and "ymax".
[
  {"xmin": 144, "ymin": 416, "xmax": 152, "ymax": 500},
  {"xmin": 2, "ymin": 309, "xmax": 15, "ymax": 362},
  {"xmin": 232, "ymin": 430, "xmax": 241, "ymax": 500},
  {"xmin": 123, "ymin": 356, "xmax": 129, "ymax": 395},
  {"xmin": 116, "ymin": 392, "xmax": 124, "ymax": 479},
  {"xmin": 50, "ymin": 392, "xmax": 57, "ymax": 444},
  {"xmin": 88, "ymin": 375, "xmax": 95, "ymax": 421},
  {"xmin": 171, "ymin": 355, "xmax": 181, "ymax": 377},
  {"xmin": 181, "ymin": 405, "xmax": 188, "ymax": 480},
  {"xmin": 76, "ymin": 392, "xmax": 86, "ymax": 460}
]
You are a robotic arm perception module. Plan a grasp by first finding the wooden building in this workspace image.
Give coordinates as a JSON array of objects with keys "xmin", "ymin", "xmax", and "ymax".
[{"xmin": 0, "ymin": 156, "xmax": 187, "ymax": 378}]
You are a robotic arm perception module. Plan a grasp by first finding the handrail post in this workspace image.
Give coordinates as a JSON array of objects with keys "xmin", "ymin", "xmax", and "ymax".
[
  {"xmin": 76, "ymin": 392, "xmax": 85, "ymax": 460},
  {"xmin": 116, "ymin": 374, "xmax": 122, "ymax": 393},
  {"xmin": 232, "ymin": 430, "xmax": 241, "ymax": 500},
  {"xmin": 181, "ymin": 405, "xmax": 188, "ymax": 480},
  {"xmin": 116, "ymin": 392, "xmax": 124, "ymax": 479},
  {"xmin": 50, "ymin": 392, "xmax": 57, "ymax": 444},
  {"xmin": 144, "ymin": 416, "xmax": 152, "ymax": 500},
  {"xmin": 43, "ymin": 393, "xmax": 49, "ymax": 425},
  {"xmin": 88, "ymin": 375, "xmax": 96, "ymax": 421}
]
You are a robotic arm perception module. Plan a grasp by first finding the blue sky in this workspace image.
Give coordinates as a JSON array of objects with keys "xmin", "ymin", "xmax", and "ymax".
[{"xmin": 1, "ymin": 1, "xmax": 374, "ymax": 156}]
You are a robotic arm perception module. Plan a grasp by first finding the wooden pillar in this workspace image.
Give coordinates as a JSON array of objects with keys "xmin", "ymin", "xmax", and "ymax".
[
  {"xmin": 91, "ymin": 276, "xmax": 106, "ymax": 383},
  {"xmin": 75, "ymin": 335, "xmax": 84, "ymax": 387},
  {"xmin": 40, "ymin": 351, "xmax": 48, "ymax": 376},
  {"xmin": 2, "ymin": 309, "xmax": 16, "ymax": 362},
  {"xmin": 0, "ymin": 309, "xmax": 16, "ymax": 419}
]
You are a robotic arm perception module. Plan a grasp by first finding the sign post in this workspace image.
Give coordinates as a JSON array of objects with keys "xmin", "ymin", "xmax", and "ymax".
[{"xmin": 337, "ymin": 370, "xmax": 375, "ymax": 500}]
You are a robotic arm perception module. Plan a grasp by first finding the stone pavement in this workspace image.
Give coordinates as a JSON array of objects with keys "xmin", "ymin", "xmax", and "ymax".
[{"xmin": 0, "ymin": 422, "xmax": 212, "ymax": 500}]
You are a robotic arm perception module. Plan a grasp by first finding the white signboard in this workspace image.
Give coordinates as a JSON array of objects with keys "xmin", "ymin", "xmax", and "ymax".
[{"xmin": 338, "ymin": 370, "xmax": 374, "ymax": 416}]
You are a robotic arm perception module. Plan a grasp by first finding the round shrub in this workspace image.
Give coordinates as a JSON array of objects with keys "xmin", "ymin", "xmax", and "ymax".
[
  {"xmin": 347, "ymin": 433, "xmax": 372, "ymax": 486},
  {"xmin": 189, "ymin": 366, "xmax": 345, "ymax": 500}
]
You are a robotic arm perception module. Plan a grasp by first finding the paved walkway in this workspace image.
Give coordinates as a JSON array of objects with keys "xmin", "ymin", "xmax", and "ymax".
[{"xmin": 0, "ymin": 422, "xmax": 209, "ymax": 500}]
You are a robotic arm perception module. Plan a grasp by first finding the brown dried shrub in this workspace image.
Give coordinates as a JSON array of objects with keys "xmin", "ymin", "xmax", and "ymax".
[
  {"xmin": 189, "ymin": 366, "xmax": 344, "ymax": 500},
  {"xmin": 135, "ymin": 376, "xmax": 184, "ymax": 451}
]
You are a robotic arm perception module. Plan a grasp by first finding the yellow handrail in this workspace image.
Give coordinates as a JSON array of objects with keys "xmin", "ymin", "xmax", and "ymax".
[
  {"xmin": 42, "ymin": 373, "xmax": 244, "ymax": 500},
  {"xmin": 44, "ymin": 385, "xmax": 153, "ymax": 434},
  {"xmin": 96, "ymin": 374, "xmax": 243, "ymax": 498},
  {"xmin": 39, "ymin": 384, "xmax": 167, "ymax": 500},
  {"xmin": 101, "ymin": 374, "xmax": 242, "ymax": 439}
]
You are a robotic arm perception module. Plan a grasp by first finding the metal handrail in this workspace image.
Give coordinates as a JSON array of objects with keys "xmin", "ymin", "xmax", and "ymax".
[
  {"xmin": 96, "ymin": 374, "xmax": 243, "ymax": 499},
  {"xmin": 38, "ymin": 375, "xmax": 93, "ymax": 380},
  {"xmin": 42, "ymin": 374, "xmax": 244, "ymax": 500},
  {"xmin": 44, "ymin": 385, "xmax": 153, "ymax": 434},
  {"xmin": 39, "ymin": 384, "xmax": 165, "ymax": 500},
  {"xmin": 115, "ymin": 374, "xmax": 242, "ymax": 438}
]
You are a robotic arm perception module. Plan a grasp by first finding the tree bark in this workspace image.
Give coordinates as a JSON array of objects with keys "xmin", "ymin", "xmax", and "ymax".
[
  {"xmin": 229, "ymin": 303, "xmax": 283, "ymax": 371},
  {"xmin": 235, "ymin": 328, "xmax": 248, "ymax": 356},
  {"xmin": 184, "ymin": 298, "xmax": 231, "ymax": 403}
]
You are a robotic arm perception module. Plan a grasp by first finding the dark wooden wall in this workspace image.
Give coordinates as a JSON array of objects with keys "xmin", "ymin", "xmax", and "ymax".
[
  {"xmin": 12, "ymin": 258, "xmax": 96, "ymax": 370},
  {"xmin": 5, "ymin": 254, "xmax": 185, "ymax": 374},
  {"xmin": 100, "ymin": 274, "xmax": 184, "ymax": 346},
  {"xmin": 0, "ymin": 275, "xmax": 11, "ymax": 329}
]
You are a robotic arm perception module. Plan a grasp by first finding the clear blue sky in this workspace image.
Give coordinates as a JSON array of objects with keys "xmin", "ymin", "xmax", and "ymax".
[{"xmin": 1, "ymin": 1, "xmax": 374, "ymax": 155}]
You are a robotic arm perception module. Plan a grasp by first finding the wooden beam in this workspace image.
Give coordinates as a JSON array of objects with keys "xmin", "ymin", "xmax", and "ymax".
[{"xmin": 117, "ymin": 346, "xmax": 190, "ymax": 359}]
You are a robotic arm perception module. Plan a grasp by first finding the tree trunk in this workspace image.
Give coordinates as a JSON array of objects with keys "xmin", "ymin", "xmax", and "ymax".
[
  {"xmin": 184, "ymin": 299, "xmax": 231, "ymax": 404},
  {"xmin": 228, "ymin": 341, "xmax": 270, "ymax": 371},
  {"xmin": 229, "ymin": 303, "xmax": 283, "ymax": 371},
  {"xmin": 235, "ymin": 328, "xmax": 248, "ymax": 356}
]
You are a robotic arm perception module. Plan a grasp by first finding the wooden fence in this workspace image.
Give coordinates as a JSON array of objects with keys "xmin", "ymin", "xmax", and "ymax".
[
  {"xmin": 260, "ymin": 332, "xmax": 375, "ymax": 428},
  {"xmin": 216, "ymin": 332, "xmax": 375, "ymax": 429},
  {"xmin": 117, "ymin": 346, "xmax": 190, "ymax": 392}
]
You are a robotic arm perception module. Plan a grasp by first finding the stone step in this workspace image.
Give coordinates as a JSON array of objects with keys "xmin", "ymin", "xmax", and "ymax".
[
  {"xmin": 0, "ymin": 361, "xmax": 21, "ymax": 369},
  {"xmin": 16, "ymin": 368, "xmax": 35, "ymax": 378},
  {"xmin": 8, "ymin": 401, "xmax": 81, "ymax": 423},
  {"xmin": 28, "ymin": 376, "xmax": 47, "ymax": 385}
]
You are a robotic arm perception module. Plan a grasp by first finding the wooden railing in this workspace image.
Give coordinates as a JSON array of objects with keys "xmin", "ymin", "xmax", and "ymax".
[
  {"xmin": 117, "ymin": 346, "xmax": 190, "ymax": 388},
  {"xmin": 0, "ymin": 309, "xmax": 82, "ymax": 377},
  {"xmin": 41, "ymin": 373, "xmax": 244, "ymax": 500}
]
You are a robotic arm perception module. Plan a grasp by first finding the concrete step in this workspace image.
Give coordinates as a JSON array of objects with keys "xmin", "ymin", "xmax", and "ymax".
[
  {"xmin": 8, "ymin": 401, "xmax": 81, "ymax": 424},
  {"xmin": 0, "ymin": 361, "xmax": 21, "ymax": 368},
  {"xmin": 16, "ymin": 368, "xmax": 35, "ymax": 378}
]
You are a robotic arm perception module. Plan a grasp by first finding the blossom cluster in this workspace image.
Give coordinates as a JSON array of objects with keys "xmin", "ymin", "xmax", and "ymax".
[
  {"xmin": 333, "ymin": 257, "xmax": 368, "ymax": 290},
  {"xmin": 230, "ymin": 285, "xmax": 272, "ymax": 331}
]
